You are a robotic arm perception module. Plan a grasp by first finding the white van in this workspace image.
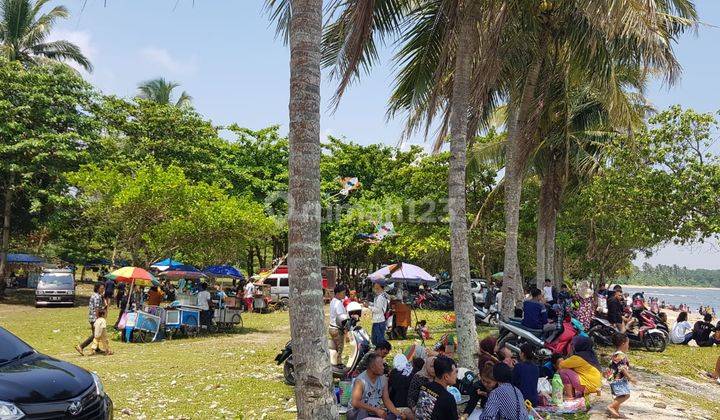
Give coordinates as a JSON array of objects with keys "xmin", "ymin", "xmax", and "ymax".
[{"xmin": 263, "ymin": 274, "xmax": 289, "ymax": 302}]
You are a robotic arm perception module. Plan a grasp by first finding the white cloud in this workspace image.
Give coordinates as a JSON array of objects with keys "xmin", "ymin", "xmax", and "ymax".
[
  {"xmin": 139, "ymin": 46, "xmax": 198, "ymax": 75},
  {"xmin": 46, "ymin": 29, "xmax": 96, "ymax": 74}
]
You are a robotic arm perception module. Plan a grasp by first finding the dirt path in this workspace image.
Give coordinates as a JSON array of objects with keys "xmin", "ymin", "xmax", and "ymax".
[{"xmin": 588, "ymin": 368, "xmax": 720, "ymax": 419}]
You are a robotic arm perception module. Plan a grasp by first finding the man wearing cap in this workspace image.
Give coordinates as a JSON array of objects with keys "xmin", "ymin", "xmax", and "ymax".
[{"xmin": 329, "ymin": 285, "xmax": 348, "ymax": 367}]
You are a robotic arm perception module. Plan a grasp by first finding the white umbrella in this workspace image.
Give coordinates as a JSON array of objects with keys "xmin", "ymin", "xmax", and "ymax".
[{"xmin": 368, "ymin": 262, "xmax": 436, "ymax": 285}]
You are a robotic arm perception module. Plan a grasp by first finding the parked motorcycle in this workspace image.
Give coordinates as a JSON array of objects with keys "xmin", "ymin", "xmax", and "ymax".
[
  {"xmin": 496, "ymin": 316, "xmax": 581, "ymax": 361},
  {"xmin": 474, "ymin": 302, "xmax": 499, "ymax": 327},
  {"xmin": 588, "ymin": 317, "xmax": 666, "ymax": 352},
  {"xmin": 274, "ymin": 303, "xmax": 370, "ymax": 385},
  {"xmin": 415, "ymin": 291, "xmax": 454, "ymax": 310}
]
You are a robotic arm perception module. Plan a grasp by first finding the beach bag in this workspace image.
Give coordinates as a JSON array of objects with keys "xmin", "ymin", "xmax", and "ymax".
[
  {"xmin": 117, "ymin": 312, "xmax": 128, "ymax": 330},
  {"xmin": 610, "ymin": 378, "xmax": 631, "ymax": 396}
]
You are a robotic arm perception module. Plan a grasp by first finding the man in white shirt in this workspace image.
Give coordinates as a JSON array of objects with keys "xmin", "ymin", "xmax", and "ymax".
[
  {"xmin": 368, "ymin": 283, "xmax": 389, "ymax": 346},
  {"xmin": 196, "ymin": 282, "xmax": 212, "ymax": 328},
  {"xmin": 329, "ymin": 285, "xmax": 347, "ymax": 367},
  {"xmin": 542, "ymin": 279, "xmax": 556, "ymax": 305},
  {"xmin": 243, "ymin": 281, "xmax": 255, "ymax": 312}
]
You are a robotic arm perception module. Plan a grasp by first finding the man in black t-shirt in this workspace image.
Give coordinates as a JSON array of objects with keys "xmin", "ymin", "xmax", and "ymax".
[
  {"xmin": 607, "ymin": 289, "xmax": 626, "ymax": 331},
  {"xmin": 415, "ymin": 356, "xmax": 458, "ymax": 420},
  {"xmin": 693, "ymin": 313, "xmax": 716, "ymax": 347}
]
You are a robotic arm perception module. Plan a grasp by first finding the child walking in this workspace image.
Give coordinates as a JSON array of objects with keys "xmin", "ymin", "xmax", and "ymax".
[
  {"xmin": 607, "ymin": 332, "xmax": 634, "ymax": 418},
  {"xmin": 91, "ymin": 308, "xmax": 113, "ymax": 355}
]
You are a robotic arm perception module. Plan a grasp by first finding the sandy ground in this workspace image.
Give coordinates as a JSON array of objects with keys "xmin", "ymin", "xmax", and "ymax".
[{"xmin": 588, "ymin": 368, "xmax": 720, "ymax": 420}]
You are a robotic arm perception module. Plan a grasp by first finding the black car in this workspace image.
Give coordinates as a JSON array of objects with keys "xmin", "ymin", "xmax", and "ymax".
[{"xmin": 0, "ymin": 327, "xmax": 113, "ymax": 419}]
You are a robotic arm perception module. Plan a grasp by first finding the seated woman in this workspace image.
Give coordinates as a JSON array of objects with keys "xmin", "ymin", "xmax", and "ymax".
[
  {"xmin": 464, "ymin": 336, "xmax": 500, "ymax": 414},
  {"xmin": 512, "ymin": 344, "xmax": 539, "ymax": 407},
  {"xmin": 473, "ymin": 363, "xmax": 528, "ymax": 420},
  {"xmin": 670, "ymin": 311, "xmax": 693, "ymax": 344},
  {"xmin": 407, "ymin": 356, "xmax": 435, "ymax": 410},
  {"xmin": 557, "ymin": 336, "xmax": 602, "ymax": 398},
  {"xmin": 388, "ymin": 354, "xmax": 413, "ymax": 408}
]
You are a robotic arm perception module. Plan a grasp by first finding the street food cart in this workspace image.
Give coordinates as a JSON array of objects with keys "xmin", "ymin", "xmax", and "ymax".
[{"xmin": 253, "ymin": 283, "xmax": 272, "ymax": 313}]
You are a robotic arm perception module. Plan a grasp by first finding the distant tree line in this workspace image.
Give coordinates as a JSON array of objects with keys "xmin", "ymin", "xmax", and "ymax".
[{"xmin": 619, "ymin": 263, "xmax": 720, "ymax": 288}]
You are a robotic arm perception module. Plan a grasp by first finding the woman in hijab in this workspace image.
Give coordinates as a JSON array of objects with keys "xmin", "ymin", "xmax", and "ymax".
[
  {"xmin": 557, "ymin": 336, "xmax": 602, "ymax": 398},
  {"xmin": 388, "ymin": 354, "xmax": 414, "ymax": 407},
  {"xmin": 407, "ymin": 356, "xmax": 435, "ymax": 409},
  {"xmin": 477, "ymin": 336, "xmax": 499, "ymax": 371},
  {"xmin": 470, "ymin": 363, "xmax": 528, "ymax": 420}
]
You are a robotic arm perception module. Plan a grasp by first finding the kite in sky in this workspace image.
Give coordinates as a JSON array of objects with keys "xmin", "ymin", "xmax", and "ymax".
[
  {"xmin": 357, "ymin": 221, "xmax": 397, "ymax": 243},
  {"xmin": 336, "ymin": 177, "xmax": 361, "ymax": 197}
]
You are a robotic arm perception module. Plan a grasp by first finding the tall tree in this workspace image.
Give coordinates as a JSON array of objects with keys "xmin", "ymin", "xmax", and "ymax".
[
  {"xmin": 0, "ymin": 0, "xmax": 92, "ymax": 70},
  {"xmin": 446, "ymin": 2, "xmax": 480, "ymax": 370},
  {"xmin": 137, "ymin": 78, "xmax": 192, "ymax": 108},
  {"xmin": 267, "ymin": 0, "xmax": 336, "ymax": 416},
  {"xmin": 0, "ymin": 60, "xmax": 96, "ymax": 295}
]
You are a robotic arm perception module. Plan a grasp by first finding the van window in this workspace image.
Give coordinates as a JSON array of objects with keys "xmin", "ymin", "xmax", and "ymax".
[
  {"xmin": 263, "ymin": 278, "xmax": 276, "ymax": 286},
  {"xmin": 279, "ymin": 278, "xmax": 289, "ymax": 287},
  {"xmin": 38, "ymin": 273, "xmax": 74, "ymax": 288}
]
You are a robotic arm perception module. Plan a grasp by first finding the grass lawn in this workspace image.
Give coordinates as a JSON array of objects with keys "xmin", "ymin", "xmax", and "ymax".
[
  {"xmin": 0, "ymin": 286, "xmax": 468, "ymax": 419},
  {"xmin": 2, "ymin": 286, "xmax": 717, "ymax": 419}
]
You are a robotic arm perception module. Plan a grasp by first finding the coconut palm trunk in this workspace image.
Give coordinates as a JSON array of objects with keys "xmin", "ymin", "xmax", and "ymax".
[
  {"xmin": 501, "ymin": 51, "xmax": 544, "ymax": 317},
  {"xmin": 448, "ymin": 8, "xmax": 479, "ymax": 370},
  {"xmin": 537, "ymin": 150, "xmax": 566, "ymax": 287},
  {"xmin": 286, "ymin": 0, "xmax": 335, "ymax": 417}
]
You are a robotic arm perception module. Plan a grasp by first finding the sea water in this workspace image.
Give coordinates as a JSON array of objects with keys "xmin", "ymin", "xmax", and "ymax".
[{"xmin": 622, "ymin": 285, "xmax": 720, "ymax": 311}]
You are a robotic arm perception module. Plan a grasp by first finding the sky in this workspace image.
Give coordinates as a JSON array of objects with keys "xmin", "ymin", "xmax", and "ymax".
[{"xmin": 53, "ymin": 0, "xmax": 720, "ymax": 269}]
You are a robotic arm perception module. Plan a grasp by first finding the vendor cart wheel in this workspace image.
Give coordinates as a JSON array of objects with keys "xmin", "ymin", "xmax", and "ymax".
[
  {"xmin": 135, "ymin": 319, "xmax": 158, "ymax": 343},
  {"xmin": 208, "ymin": 323, "xmax": 219, "ymax": 334},
  {"xmin": 231, "ymin": 313, "xmax": 243, "ymax": 330},
  {"xmin": 184, "ymin": 315, "xmax": 200, "ymax": 338}
]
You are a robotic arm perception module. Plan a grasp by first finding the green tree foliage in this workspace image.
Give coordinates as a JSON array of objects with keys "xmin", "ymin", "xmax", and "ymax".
[
  {"xmin": 69, "ymin": 164, "xmax": 274, "ymax": 267},
  {"xmin": 0, "ymin": 59, "xmax": 97, "ymax": 291},
  {"xmin": 622, "ymin": 263, "xmax": 720, "ymax": 288},
  {"xmin": 93, "ymin": 96, "xmax": 230, "ymax": 185},
  {"xmin": 560, "ymin": 106, "xmax": 720, "ymax": 285}
]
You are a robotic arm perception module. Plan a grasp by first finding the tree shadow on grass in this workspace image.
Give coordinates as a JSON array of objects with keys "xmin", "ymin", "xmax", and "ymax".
[{"xmin": 0, "ymin": 288, "xmax": 90, "ymax": 307}]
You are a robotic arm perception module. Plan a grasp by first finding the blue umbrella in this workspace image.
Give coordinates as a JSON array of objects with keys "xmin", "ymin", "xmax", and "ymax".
[
  {"xmin": 204, "ymin": 265, "xmax": 245, "ymax": 280},
  {"xmin": 150, "ymin": 258, "xmax": 184, "ymax": 271}
]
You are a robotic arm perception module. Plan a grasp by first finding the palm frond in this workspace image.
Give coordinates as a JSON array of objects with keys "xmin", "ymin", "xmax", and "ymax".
[
  {"xmin": 263, "ymin": 0, "xmax": 292, "ymax": 44},
  {"xmin": 29, "ymin": 39, "xmax": 92, "ymax": 71}
]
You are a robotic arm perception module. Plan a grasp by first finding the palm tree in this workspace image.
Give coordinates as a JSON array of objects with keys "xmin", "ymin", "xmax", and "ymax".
[
  {"xmin": 265, "ymin": 0, "xmax": 336, "ymax": 417},
  {"xmin": 0, "ymin": 0, "xmax": 92, "ymax": 71},
  {"xmin": 137, "ymin": 78, "xmax": 192, "ymax": 108}
]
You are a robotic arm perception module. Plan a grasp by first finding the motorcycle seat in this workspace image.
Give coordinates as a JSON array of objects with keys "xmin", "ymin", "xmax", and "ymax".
[{"xmin": 506, "ymin": 318, "xmax": 544, "ymax": 337}]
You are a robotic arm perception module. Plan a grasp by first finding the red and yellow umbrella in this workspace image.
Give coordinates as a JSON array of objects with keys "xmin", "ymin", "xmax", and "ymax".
[{"xmin": 107, "ymin": 266, "xmax": 159, "ymax": 287}]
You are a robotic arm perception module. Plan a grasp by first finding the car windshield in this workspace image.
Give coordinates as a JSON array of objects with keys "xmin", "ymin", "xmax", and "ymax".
[
  {"xmin": 39, "ymin": 273, "xmax": 74, "ymax": 287},
  {"xmin": 0, "ymin": 327, "xmax": 34, "ymax": 364}
]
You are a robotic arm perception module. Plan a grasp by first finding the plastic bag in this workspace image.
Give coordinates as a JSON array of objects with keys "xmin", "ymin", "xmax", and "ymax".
[
  {"xmin": 117, "ymin": 312, "xmax": 128, "ymax": 330},
  {"xmin": 537, "ymin": 377, "xmax": 552, "ymax": 395}
]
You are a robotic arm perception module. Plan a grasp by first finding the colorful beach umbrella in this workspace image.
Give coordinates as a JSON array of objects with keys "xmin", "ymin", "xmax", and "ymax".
[{"xmin": 107, "ymin": 266, "xmax": 159, "ymax": 287}]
